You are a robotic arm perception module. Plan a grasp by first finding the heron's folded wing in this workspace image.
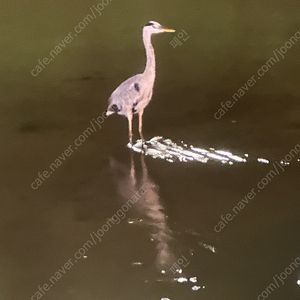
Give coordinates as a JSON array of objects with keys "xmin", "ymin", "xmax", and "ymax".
[{"xmin": 110, "ymin": 75, "xmax": 142, "ymax": 107}]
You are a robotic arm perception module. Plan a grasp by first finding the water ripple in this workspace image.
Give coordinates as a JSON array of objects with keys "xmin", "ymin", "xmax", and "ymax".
[{"xmin": 129, "ymin": 136, "xmax": 248, "ymax": 164}]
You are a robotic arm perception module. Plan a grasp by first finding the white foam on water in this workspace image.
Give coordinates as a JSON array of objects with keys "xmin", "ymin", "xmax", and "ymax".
[
  {"xmin": 129, "ymin": 137, "xmax": 248, "ymax": 164},
  {"xmin": 177, "ymin": 277, "xmax": 188, "ymax": 283},
  {"xmin": 257, "ymin": 158, "xmax": 269, "ymax": 164}
]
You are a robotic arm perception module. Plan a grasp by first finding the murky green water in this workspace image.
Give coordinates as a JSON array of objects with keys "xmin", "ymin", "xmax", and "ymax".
[{"xmin": 1, "ymin": 1, "xmax": 300, "ymax": 299}]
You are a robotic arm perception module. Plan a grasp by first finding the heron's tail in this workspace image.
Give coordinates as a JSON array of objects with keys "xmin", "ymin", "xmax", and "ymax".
[
  {"xmin": 106, "ymin": 104, "xmax": 120, "ymax": 116},
  {"xmin": 106, "ymin": 110, "xmax": 114, "ymax": 116}
]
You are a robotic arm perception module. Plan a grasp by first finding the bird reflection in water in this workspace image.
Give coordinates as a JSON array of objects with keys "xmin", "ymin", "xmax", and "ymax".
[
  {"xmin": 109, "ymin": 152, "xmax": 205, "ymax": 294},
  {"xmin": 110, "ymin": 152, "xmax": 176, "ymax": 273}
]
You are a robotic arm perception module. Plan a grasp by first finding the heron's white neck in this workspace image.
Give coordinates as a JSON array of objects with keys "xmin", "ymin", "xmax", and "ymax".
[{"xmin": 143, "ymin": 29, "xmax": 156, "ymax": 80}]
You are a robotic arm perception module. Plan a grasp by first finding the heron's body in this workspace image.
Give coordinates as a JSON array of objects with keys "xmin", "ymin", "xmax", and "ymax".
[
  {"xmin": 106, "ymin": 21, "xmax": 175, "ymax": 144},
  {"xmin": 108, "ymin": 73, "xmax": 154, "ymax": 118}
]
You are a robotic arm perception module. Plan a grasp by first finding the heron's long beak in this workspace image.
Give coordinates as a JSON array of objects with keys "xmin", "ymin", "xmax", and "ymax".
[{"xmin": 160, "ymin": 27, "xmax": 175, "ymax": 33}]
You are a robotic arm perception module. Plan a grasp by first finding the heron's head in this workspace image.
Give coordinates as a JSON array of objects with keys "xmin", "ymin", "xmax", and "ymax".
[{"xmin": 143, "ymin": 21, "xmax": 175, "ymax": 34}]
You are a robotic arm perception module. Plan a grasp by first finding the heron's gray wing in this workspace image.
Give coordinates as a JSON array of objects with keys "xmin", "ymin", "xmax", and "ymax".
[{"xmin": 108, "ymin": 74, "xmax": 143, "ymax": 115}]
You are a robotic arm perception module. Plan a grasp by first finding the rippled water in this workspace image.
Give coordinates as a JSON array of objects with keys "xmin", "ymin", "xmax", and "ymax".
[{"xmin": 130, "ymin": 136, "xmax": 247, "ymax": 163}]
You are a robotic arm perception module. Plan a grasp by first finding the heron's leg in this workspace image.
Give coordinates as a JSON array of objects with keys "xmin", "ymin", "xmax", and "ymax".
[
  {"xmin": 128, "ymin": 115, "xmax": 133, "ymax": 145},
  {"xmin": 138, "ymin": 109, "xmax": 145, "ymax": 142}
]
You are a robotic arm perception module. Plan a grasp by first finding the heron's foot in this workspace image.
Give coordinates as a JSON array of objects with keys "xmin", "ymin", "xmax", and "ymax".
[
  {"xmin": 134, "ymin": 137, "xmax": 146, "ymax": 152},
  {"xmin": 139, "ymin": 136, "xmax": 146, "ymax": 148},
  {"xmin": 140, "ymin": 142, "xmax": 147, "ymax": 155},
  {"xmin": 139, "ymin": 131, "xmax": 145, "ymax": 142},
  {"xmin": 127, "ymin": 140, "xmax": 134, "ymax": 149}
]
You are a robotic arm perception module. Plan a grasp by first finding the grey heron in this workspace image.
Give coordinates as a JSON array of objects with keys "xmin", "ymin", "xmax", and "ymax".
[{"xmin": 106, "ymin": 21, "xmax": 175, "ymax": 145}]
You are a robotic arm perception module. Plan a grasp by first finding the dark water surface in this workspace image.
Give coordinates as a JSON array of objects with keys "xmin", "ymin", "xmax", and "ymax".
[{"xmin": 1, "ymin": 1, "xmax": 300, "ymax": 299}]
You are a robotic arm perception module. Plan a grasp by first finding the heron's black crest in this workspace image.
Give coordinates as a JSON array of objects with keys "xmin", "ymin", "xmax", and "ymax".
[
  {"xmin": 134, "ymin": 83, "xmax": 140, "ymax": 92},
  {"xmin": 145, "ymin": 21, "xmax": 154, "ymax": 26}
]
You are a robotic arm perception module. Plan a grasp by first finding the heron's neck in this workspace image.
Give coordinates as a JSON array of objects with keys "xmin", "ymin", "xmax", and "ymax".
[{"xmin": 143, "ymin": 30, "xmax": 156, "ymax": 79}]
